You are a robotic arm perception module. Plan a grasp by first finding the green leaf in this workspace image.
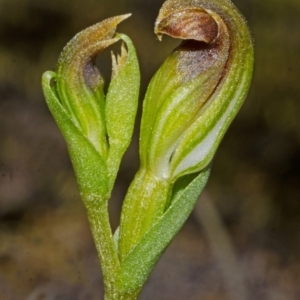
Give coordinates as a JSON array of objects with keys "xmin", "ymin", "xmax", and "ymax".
[
  {"xmin": 116, "ymin": 165, "xmax": 211, "ymax": 294},
  {"xmin": 42, "ymin": 71, "xmax": 109, "ymax": 202}
]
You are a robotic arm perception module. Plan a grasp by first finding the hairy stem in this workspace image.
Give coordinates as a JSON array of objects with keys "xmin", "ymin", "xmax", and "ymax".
[{"xmin": 83, "ymin": 197, "xmax": 120, "ymax": 299}]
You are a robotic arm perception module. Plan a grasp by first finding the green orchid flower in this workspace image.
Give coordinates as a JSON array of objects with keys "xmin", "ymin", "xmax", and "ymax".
[
  {"xmin": 118, "ymin": 0, "xmax": 253, "ymax": 296},
  {"xmin": 41, "ymin": 0, "xmax": 253, "ymax": 299},
  {"xmin": 42, "ymin": 15, "xmax": 140, "ymax": 299}
]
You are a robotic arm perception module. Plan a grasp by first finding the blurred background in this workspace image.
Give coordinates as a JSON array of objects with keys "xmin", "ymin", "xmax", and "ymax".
[{"xmin": 0, "ymin": 0, "xmax": 300, "ymax": 299}]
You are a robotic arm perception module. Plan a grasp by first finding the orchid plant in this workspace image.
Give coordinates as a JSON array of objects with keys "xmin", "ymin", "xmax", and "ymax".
[{"xmin": 42, "ymin": 0, "xmax": 253, "ymax": 299}]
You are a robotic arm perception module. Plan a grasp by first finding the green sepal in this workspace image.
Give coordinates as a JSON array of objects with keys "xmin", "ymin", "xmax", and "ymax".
[
  {"xmin": 42, "ymin": 71, "xmax": 109, "ymax": 202},
  {"xmin": 116, "ymin": 165, "xmax": 211, "ymax": 295},
  {"xmin": 105, "ymin": 33, "xmax": 140, "ymax": 189}
]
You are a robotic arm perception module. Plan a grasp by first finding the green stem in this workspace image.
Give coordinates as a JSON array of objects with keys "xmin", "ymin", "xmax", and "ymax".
[
  {"xmin": 83, "ymin": 197, "xmax": 120, "ymax": 299},
  {"xmin": 120, "ymin": 291, "xmax": 140, "ymax": 300}
]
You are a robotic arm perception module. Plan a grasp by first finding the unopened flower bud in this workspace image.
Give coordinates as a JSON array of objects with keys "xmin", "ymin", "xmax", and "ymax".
[{"xmin": 42, "ymin": 15, "xmax": 140, "ymax": 199}]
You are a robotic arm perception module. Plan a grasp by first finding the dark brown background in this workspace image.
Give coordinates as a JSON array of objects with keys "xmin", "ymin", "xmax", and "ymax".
[{"xmin": 0, "ymin": 0, "xmax": 300, "ymax": 299}]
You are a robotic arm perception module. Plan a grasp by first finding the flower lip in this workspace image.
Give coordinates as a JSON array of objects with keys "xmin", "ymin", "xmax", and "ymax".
[{"xmin": 155, "ymin": 8, "xmax": 219, "ymax": 44}]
